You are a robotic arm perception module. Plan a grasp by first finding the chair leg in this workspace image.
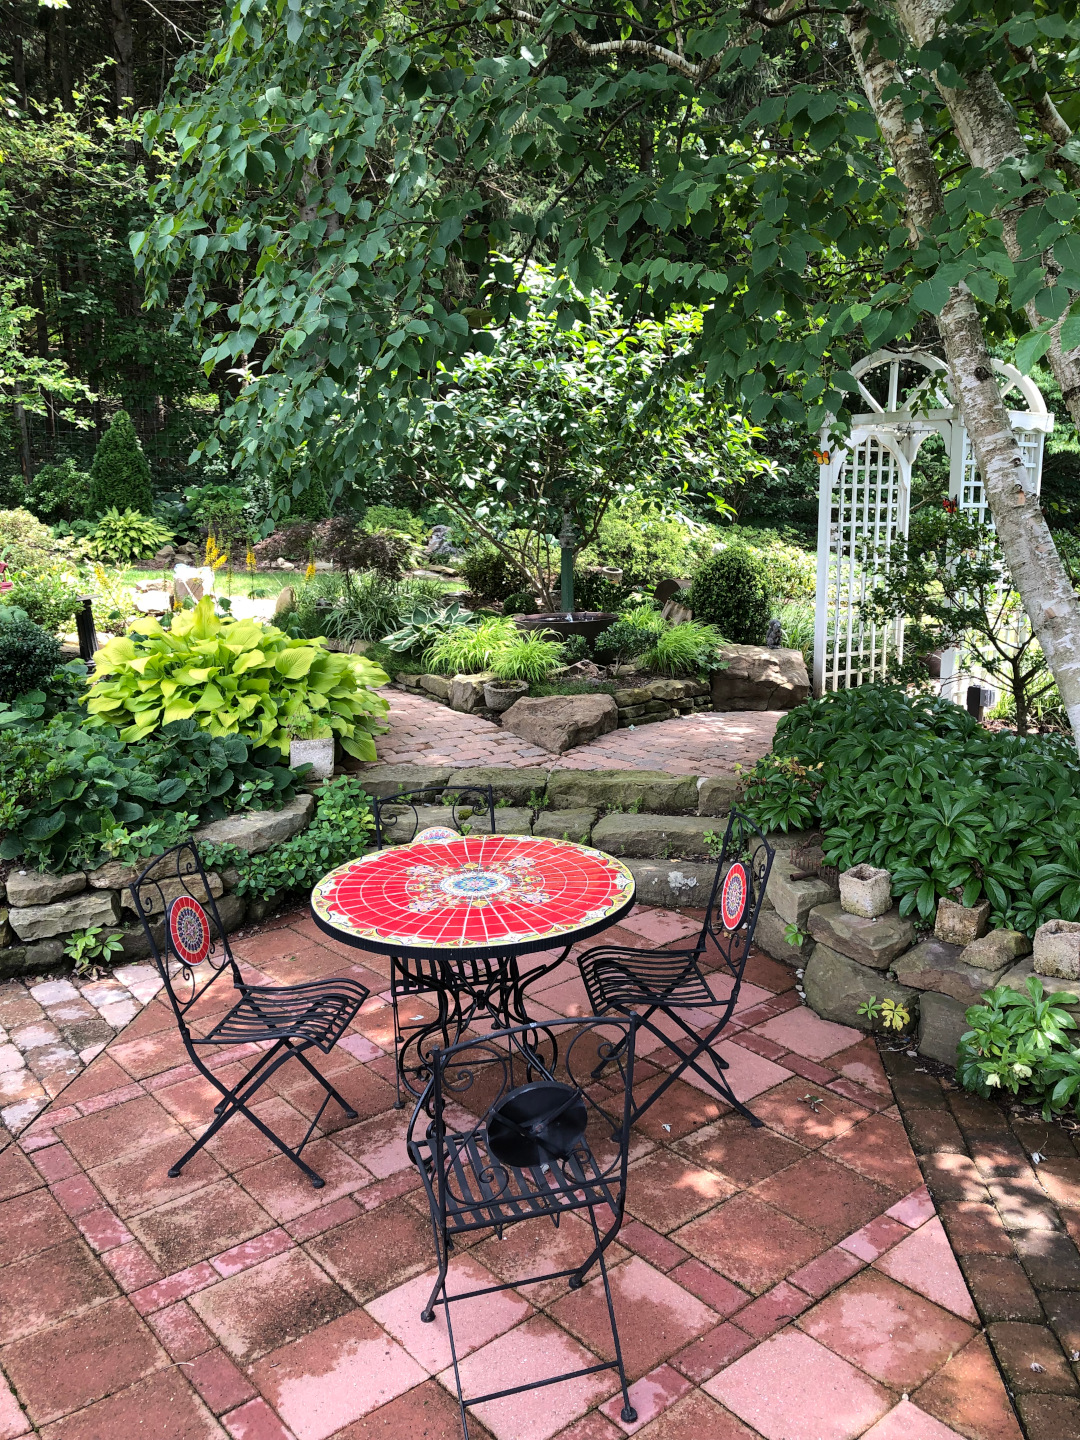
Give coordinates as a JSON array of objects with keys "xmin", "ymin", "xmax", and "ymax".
[
  {"xmin": 421, "ymin": 1234, "xmax": 449, "ymax": 1324},
  {"xmin": 587, "ymin": 1206, "xmax": 637, "ymax": 1424},
  {"xmin": 631, "ymin": 1012, "xmax": 763, "ymax": 1129},
  {"xmin": 289, "ymin": 1044, "xmax": 358, "ymax": 1119}
]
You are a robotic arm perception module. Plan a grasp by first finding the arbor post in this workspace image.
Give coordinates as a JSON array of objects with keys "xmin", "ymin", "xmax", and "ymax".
[{"xmin": 560, "ymin": 509, "xmax": 575, "ymax": 615}]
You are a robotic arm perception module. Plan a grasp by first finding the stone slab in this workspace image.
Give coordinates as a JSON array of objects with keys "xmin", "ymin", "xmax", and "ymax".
[
  {"xmin": 86, "ymin": 861, "xmax": 140, "ymax": 891},
  {"xmin": 121, "ymin": 872, "xmax": 224, "ymax": 918},
  {"xmin": 961, "ymin": 930, "xmax": 1031, "ymax": 971},
  {"xmin": 453, "ymin": 766, "xmax": 551, "ymax": 806},
  {"xmin": 766, "ymin": 855, "xmax": 838, "ymax": 927},
  {"xmin": 194, "ymin": 793, "xmax": 315, "ymax": 855},
  {"xmin": 807, "ymin": 902, "xmax": 915, "ymax": 971},
  {"xmin": 462, "ymin": 807, "xmax": 534, "ymax": 837},
  {"xmin": 754, "ymin": 903, "xmax": 814, "ymax": 967},
  {"xmin": 533, "ymin": 809, "xmax": 597, "ymax": 843},
  {"xmin": 697, "ymin": 774, "xmax": 745, "ymax": 817},
  {"xmin": 450, "ymin": 672, "xmax": 494, "ymax": 714},
  {"xmin": 999, "ymin": 957, "xmax": 1080, "ymax": 1007},
  {"xmin": 502, "ymin": 693, "xmax": 617, "ymax": 752},
  {"xmin": 5, "ymin": 870, "xmax": 86, "ymax": 908},
  {"xmin": 591, "ymin": 813, "xmax": 719, "ymax": 862},
  {"xmin": 624, "ymin": 859, "xmax": 718, "ymax": 909},
  {"xmin": 547, "ymin": 769, "xmax": 700, "ymax": 814},
  {"xmin": 10, "ymin": 890, "xmax": 120, "ymax": 942},
  {"xmin": 0, "ymin": 939, "xmax": 65, "ymax": 980},
  {"xmin": 918, "ymin": 991, "xmax": 971, "ymax": 1065},
  {"xmin": 893, "ymin": 938, "xmax": 1009, "ymax": 1004},
  {"xmin": 803, "ymin": 944, "xmax": 919, "ymax": 1030},
  {"xmin": 353, "ymin": 764, "xmax": 452, "ymax": 798},
  {"xmin": 419, "ymin": 674, "xmax": 452, "ymax": 701}
]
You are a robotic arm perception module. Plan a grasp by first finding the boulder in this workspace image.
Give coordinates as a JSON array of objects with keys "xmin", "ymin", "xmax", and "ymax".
[
  {"xmin": 453, "ymin": 766, "xmax": 551, "ymax": 807},
  {"xmin": 961, "ymin": 930, "xmax": 1031, "ymax": 972},
  {"xmin": 354, "ymin": 764, "xmax": 452, "ymax": 799},
  {"xmin": 803, "ymin": 944, "xmax": 919, "ymax": 1030},
  {"xmin": 0, "ymin": 938, "xmax": 65, "ymax": 979},
  {"xmin": 935, "ymin": 897, "xmax": 990, "ymax": 946},
  {"xmin": 376, "ymin": 804, "xmax": 458, "ymax": 844},
  {"xmin": 624, "ymin": 859, "xmax": 717, "ymax": 909},
  {"xmin": 122, "ymin": 872, "xmax": 224, "ymax": 918},
  {"xmin": 547, "ymin": 769, "xmax": 699, "ymax": 815},
  {"xmin": 839, "ymin": 864, "xmax": 892, "ymax": 919},
  {"xmin": 892, "ymin": 938, "xmax": 1010, "ymax": 1004},
  {"xmin": 419, "ymin": 674, "xmax": 453, "ymax": 702},
  {"xmin": 273, "ymin": 585, "xmax": 294, "ymax": 617},
  {"xmin": 502, "ymin": 695, "xmax": 619, "ymax": 755},
  {"xmin": 754, "ymin": 902, "xmax": 814, "ymax": 966},
  {"xmin": 697, "ymin": 774, "xmax": 745, "ymax": 818},
  {"xmin": 10, "ymin": 890, "xmax": 120, "ymax": 942},
  {"xmin": 710, "ymin": 645, "xmax": 810, "ymax": 712},
  {"xmin": 1032, "ymin": 919, "xmax": 1080, "ymax": 981},
  {"xmin": 766, "ymin": 855, "xmax": 838, "ymax": 927},
  {"xmin": 5, "ymin": 870, "xmax": 86, "ymax": 908},
  {"xmin": 918, "ymin": 992, "xmax": 971, "ymax": 1066},
  {"xmin": 591, "ymin": 813, "xmax": 719, "ymax": 862},
  {"xmin": 450, "ymin": 672, "xmax": 495, "ymax": 714},
  {"xmin": 0, "ymin": 908, "xmax": 10, "ymax": 948},
  {"xmin": 463, "ymin": 807, "xmax": 534, "ymax": 837},
  {"xmin": 533, "ymin": 808, "xmax": 598, "ymax": 843},
  {"xmin": 806, "ymin": 902, "xmax": 915, "ymax": 971},
  {"xmin": 194, "ymin": 793, "xmax": 315, "ymax": 856}
]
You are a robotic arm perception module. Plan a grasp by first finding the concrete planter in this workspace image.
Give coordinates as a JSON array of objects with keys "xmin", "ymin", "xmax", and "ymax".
[
  {"xmin": 935, "ymin": 898, "xmax": 990, "ymax": 945},
  {"xmin": 1033, "ymin": 918, "xmax": 1080, "ymax": 980},
  {"xmin": 839, "ymin": 864, "xmax": 892, "ymax": 919},
  {"xmin": 483, "ymin": 679, "xmax": 528, "ymax": 713},
  {"xmin": 290, "ymin": 737, "xmax": 335, "ymax": 780}
]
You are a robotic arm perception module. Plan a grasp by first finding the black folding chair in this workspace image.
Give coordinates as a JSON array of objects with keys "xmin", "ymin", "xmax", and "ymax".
[
  {"xmin": 577, "ymin": 811, "xmax": 774, "ymax": 1128},
  {"xmin": 408, "ymin": 1016, "xmax": 639, "ymax": 1438},
  {"xmin": 370, "ymin": 785, "xmax": 498, "ymax": 1107},
  {"xmin": 372, "ymin": 784, "xmax": 496, "ymax": 847},
  {"xmin": 130, "ymin": 842, "xmax": 369, "ymax": 1187}
]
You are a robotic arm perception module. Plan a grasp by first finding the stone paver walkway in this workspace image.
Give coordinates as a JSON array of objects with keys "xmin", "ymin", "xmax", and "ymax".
[
  {"xmin": 886, "ymin": 1051, "xmax": 1080, "ymax": 1438},
  {"xmin": 368, "ymin": 691, "xmax": 781, "ymax": 774},
  {"xmin": 0, "ymin": 903, "xmax": 1021, "ymax": 1440}
]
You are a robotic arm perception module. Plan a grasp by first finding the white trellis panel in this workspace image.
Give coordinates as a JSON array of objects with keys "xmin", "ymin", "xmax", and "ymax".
[
  {"xmin": 814, "ymin": 350, "xmax": 1053, "ymax": 700},
  {"xmin": 813, "ymin": 433, "xmax": 908, "ymax": 693}
]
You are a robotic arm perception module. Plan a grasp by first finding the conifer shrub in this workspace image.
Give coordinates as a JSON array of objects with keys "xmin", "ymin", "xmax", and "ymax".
[{"xmin": 88, "ymin": 411, "xmax": 154, "ymax": 516}]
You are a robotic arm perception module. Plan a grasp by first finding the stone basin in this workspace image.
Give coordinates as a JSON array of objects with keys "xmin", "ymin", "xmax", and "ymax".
[{"xmin": 514, "ymin": 611, "xmax": 616, "ymax": 644}]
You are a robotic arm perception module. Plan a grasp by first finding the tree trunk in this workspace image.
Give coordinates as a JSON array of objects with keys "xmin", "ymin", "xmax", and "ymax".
[
  {"xmin": 892, "ymin": 0, "xmax": 1080, "ymax": 428},
  {"xmin": 846, "ymin": 8, "xmax": 1080, "ymax": 748},
  {"xmin": 108, "ymin": 0, "xmax": 135, "ymax": 110},
  {"xmin": 13, "ymin": 385, "xmax": 32, "ymax": 485}
]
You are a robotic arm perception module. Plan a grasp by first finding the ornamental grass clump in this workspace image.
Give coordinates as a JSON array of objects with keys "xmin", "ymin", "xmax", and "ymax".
[
  {"xmin": 490, "ymin": 629, "xmax": 565, "ymax": 683},
  {"xmin": 422, "ymin": 616, "xmax": 518, "ymax": 674},
  {"xmin": 84, "ymin": 597, "xmax": 389, "ymax": 760}
]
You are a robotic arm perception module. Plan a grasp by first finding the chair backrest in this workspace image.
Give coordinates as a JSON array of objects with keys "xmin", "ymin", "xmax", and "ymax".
[
  {"xmin": 129, "ymin": 840, "xmax": 241, "ymax": 1030},
  {"xmin": 372, "ymin": 784, "xmax": 496, "ymax": 846},
  {"xmin": 409, "ymin": 1015, "xmax": 637, "ymax": 1232},
  {"xmin": 696, "ymin": 809, "xmax": 774, "ymax": 982}
]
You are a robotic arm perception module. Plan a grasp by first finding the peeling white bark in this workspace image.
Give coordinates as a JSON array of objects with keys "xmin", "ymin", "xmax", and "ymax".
[{"xmin": 847, "ymin": 6, "xmax": 1080, "ymax": 748}]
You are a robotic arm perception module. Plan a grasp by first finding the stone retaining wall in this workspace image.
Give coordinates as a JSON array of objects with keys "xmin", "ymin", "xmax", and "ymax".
[
  {"xmin": 0, "ymin": 794, "xmax": 315, "ymax": 980},
  {"xmin": 394, "ymin": 672, "xmax": 711, "ymax": 727}
]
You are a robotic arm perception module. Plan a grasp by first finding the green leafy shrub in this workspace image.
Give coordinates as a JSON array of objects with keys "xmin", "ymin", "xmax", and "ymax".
[
  {"xmin": 490, "ymin": 630, "xmax": 565, "ymax": 683},
  {"xmin": 689, "ymin": 548, "xmax": 772, "ymax": 644},
  {"xmin": 577, "ymin": 498, "xmax": 710, "ymax": 590},
  {"xmin": 363, "ymin": 505, "xmax": 425, "ymax": 539},
  {"xmin": 287, "ymin": 572, "xmax": 447, "ymax": 645},
  {"xmin": 959, "ymin": 977, "xmax": 1079, "ymax": 1118},
  {"xmin": 3, "ymin": 566, "xmax": 82, "ymax": 634},
  {"xmin": 712, "ymin": 526, "xmax": 816, "ymax": 602},
  {"xmin": 423, "ymin": 616, "xmax": 518, "ymax": 674},
  {"xmin": 0, "ymin": 716, "xmax": 301, "ymax": 873},
  {"xmin": 774, "ymin": 600, "xmax": 815, "ymax": 666},
  {"xmin": 88, "ymin": 411, "xmax": 154, "ymax": 516},
  {"xmin": 27, "ymin": 458, "xmax": 90, "ymax": 524},
  {"xmin": 573, "ymin": 570, "xmax": 633, "ymax": 613},
  {"xmin": 0, "ymin": 508, "xmax": 56, "ymax": 569},
  {"xmin": 741, "ymin": 684, "xmax": 1080, "ymax": 934},
  {"xmin": 85, "ymin": 597, "xmax": 390, "ymax": 759},
  {"xmin": 594, "ymin": 606, "xmax": 666, "ymax": 664},
  {"xmin": 460, "ymin": 544, "xmax": 526, "ymax": 603},
  {"xmin": 202, "ymin": 775, "xmax": 375, "ymax": 901},
  {"xmin": 638, "ymin": 620, "xmax": 725, "ymax": 677},
  {"xmin": 86, "ymin": 507, "xmax": 175, "ymax": 563},
  {"xmin": 501, "ymin": 589, "xmax": 539, "ymax": 616},
  {"xmin": 0, "ymin": 611, "xmax": 62, "ymax": 702}
]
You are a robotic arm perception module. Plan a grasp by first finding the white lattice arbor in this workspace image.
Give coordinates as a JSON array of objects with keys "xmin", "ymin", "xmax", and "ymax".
[{"xmin": 813, "ymin": 349, "xmax": 1054, "ymax": 699}]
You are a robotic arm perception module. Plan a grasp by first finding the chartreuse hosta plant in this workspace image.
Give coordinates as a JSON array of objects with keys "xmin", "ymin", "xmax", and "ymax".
[{"xmin": 85, "ymin": 598, "xmax": 389, "ymax": 760}]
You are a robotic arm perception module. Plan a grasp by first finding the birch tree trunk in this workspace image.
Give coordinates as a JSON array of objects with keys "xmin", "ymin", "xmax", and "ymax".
[
  {"xmin": 892, "ymin": 0, "xmax": 1080, "ymax": 427},
  {"xmin": 845, "ymin": 7, "xmax": 1080, "ymax": 748}
]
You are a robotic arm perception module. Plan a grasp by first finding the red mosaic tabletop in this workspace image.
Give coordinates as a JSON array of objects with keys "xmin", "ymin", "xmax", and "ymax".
[{"xmin": 310, "ymin": 834, "xmax": 635, "ymax": 957}]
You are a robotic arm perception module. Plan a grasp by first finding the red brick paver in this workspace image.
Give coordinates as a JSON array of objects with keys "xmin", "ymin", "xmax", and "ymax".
[
  {"xmin": 0, "ymin": 906, "xmax": 1022, "ymax": 1440},
  {"xmin": 364, "ymin": 690, "xmax": 781, "ymax": 774}
]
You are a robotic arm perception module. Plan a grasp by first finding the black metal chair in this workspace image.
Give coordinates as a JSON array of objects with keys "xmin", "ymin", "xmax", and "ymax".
[
  {"xmin": 371, "ymin": 785, "xmax": 499, "ymax": 1107},
  {"xmin": 577, "ymin": 810, "xmax": 774, "ymax": 1129},
  {"xmin": 408, "ymin": 1016, "xmax": 639, "ymax": 1437},
  {"xmin": 130, "ymin": 842, "xmax": 370, "ymax": 1187},
  {"xmin": 372, "ymin": 784, "xmax": 496, "ymax": 847}
]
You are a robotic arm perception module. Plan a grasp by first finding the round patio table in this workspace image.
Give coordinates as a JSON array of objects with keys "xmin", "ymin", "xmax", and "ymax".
[{"xmin": 310, "ymin": 833, "xmax": 635, "ymax": 1098}]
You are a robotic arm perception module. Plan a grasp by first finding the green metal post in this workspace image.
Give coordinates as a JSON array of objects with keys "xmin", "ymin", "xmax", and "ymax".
[{"xmin": 560, "ymin": 509, "xmax": 575, "ymax": 614}]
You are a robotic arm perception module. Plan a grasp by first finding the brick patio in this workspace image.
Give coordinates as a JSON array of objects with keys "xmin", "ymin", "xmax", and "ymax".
[
  {"xmin": 0, "ymin": 903, "xmax": 1022, "ymax": 1440},
  {"xmin": 366, "ymin": 691, "xmax": 782, "ymax": 774}
]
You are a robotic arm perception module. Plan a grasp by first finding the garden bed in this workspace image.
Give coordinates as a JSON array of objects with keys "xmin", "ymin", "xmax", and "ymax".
[{"xmin": 394, "ymin": 670, "xmax": 713, "ymax": 727}]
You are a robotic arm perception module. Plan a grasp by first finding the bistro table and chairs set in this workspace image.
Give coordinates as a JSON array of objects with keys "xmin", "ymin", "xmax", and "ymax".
[{"xmin": 129, "ymin": 781, "xmax": 774, "ymax": 1438}]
